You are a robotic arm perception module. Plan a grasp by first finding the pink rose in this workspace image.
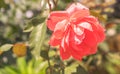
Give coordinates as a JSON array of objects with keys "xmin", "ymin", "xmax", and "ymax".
[{"xmin": 47, "ymin": 3, "xmax": 105, "ymax": 60}]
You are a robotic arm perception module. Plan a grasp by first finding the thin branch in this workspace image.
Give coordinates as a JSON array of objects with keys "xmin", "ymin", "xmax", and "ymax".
[
  {"xmin": 47, "ymin": 0, "xmax": 52, "ymax": 12},
  {"xmin": 62, "ymin": 68, "xmax": 65, "ymax": 74},
  {"xmin": 47, "ymin": 45, "xmax": 53, "ymax": 74},
  {"xmin": 52, "ymin": 0, "xmax": 58, "ymax": 7},
  {"xmin": 52, "ymin": 0, "xmax": 56, "ymax": 6},
  {"xmin": 60, "ymin": 61, "xmax": 65, "ymax": 74},
  {"xmin": 47, "ymin": 45, "xmax": 51, "ymax": 66}
]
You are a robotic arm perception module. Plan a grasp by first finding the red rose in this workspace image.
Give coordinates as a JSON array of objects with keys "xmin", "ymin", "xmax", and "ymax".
[{"xmin": 47, "ymin": 3, "xmax": 105, "ymax": 60}]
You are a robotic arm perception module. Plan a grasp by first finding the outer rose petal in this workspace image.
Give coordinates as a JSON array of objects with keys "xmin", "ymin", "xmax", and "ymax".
[
  {"xmin": 96, "ymin": 24, "xmax": 105, "ymax": 42},
  {"xmin": 70, "ymin": 10, "xmax": 90, "ymax": 22},
  {"xmin": 79, "ymin": 42, "xmax": 91, "ymax": 56},
  {"xmin": 49, "ymin": 35, "xmax": 61, "ymax": 46},
  {"xmin": 83, "ymin": 29, "xmax": 98, "ymax": 47},
  {"xmin": 47, "ymin": 11, "xmax": 69, "ymax": 31},
  {"xmin": 70, "ymin": 49, "xmax": 83, "ymax": 60},
  {"xmin": 69, "ymin": 43, "xmax": 83, "ymax": 60},
  {"xmin": 67, "ymin": 3, "xmax": 89, "ymax": 15},
  {"xmin": 89, "ymin": 44, "xmax": 98, "ymax": 54},
  {"xmin": 60, "ymin": 46, "xmax": 70, "ymax": 60},
  {"xmin": 80, "ymin": 16, "xmax": 105, "ymax": 42}
]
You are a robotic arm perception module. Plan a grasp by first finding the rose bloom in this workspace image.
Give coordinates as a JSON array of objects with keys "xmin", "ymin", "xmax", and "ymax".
[{"xmin": 47, "ymin": 3, "xmax": 105, "ymax": 60}]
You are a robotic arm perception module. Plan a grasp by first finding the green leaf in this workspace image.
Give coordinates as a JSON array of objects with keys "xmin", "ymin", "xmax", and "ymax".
[
  {"xmin": 4, "ymin": 66, "xmax": 18, "ymax": 74},
  {"xmin": 23, "ymin": 24, "xmax": 34, "ymax": 32},
  {"xmin": 17, "ymin": 57, "xmax": 27, "ymax": 74},
  {"xmin": 99, "ymin": 42, "xmax": 109, "ymax": 52},
  {"xmin": 35, "ymin": 61, "xmax": 48, "ymax": 74},
  {"xmin": 0, "ymin": 44, "xmax": 13, "ymax": 51},
  {"xmin": 27, "ymin": 60, "xmax": 34, "ymax": 74},
  {"xmin": 0, "ymin": 69, "xmax": 9, "ymax": 74},
  {"xmin": 0, "ymin": 0, "xmax": 7, "ymax": 8},
  {"xmin": 105, "ymin": 63, "xmax": 117, "ymax": 74},
  {"xmin": 29, "ymin": 22, "xmax": 47, "ymax": 59},
  {"xmin": 72, "ymin": 65, "xmax": 88, "ymax": 74},
  {"xmin": 65, "ymin": 63, "xmax": 78, "ymax": 74},
  {"xmin": 24, "ymin": 16, "xmax": 46, "ymax": 32},
  {"xmin": 40, "ymin": 50, "xmax": 48, "ymax": 59}
]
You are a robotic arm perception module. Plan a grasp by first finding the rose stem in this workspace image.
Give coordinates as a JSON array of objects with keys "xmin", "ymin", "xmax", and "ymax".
[{"xmin": 47, "ymin": 45, "xmax": 53, "ymax": 74}]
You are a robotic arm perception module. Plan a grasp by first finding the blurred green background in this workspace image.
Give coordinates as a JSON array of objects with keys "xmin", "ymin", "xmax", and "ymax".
[{"xmin": 0, "ymin": 0, "xmax": 120, "ymax": 74}]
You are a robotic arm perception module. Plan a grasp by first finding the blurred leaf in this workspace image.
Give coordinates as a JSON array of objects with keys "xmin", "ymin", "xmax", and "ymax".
[
  {"xmin": 24, "ymin": 16, "xmax": 46, "ymax": 32},
  {"xmin": 29, "ymin": 22, "xmax": 47, "ymax": 59},
  {"xmin": 0, "ymin": 0, "xmax": 7, "ymax": 8},
  {"xmin": 4, "ymin": 66, "xmax": 18, "ymax": 74},
  {"xmin": 0, "ymin": 44, "xmax": 13, "ymax": 51},
  {"xmin": 99, "ymin": 42, "xmax": 109, "ymax": 52},
  {"xmin": 40, "ymin": 50, "xmax": 48, "ymax": 59},
  {"xmin": 65, "ymin": 63, "xmax": 78, "ymax": 74},
  {"xmin": 62, "ymin": 0, "xmax": 73, "ymax": 3},
  {"xmin": 23, "ymin": 24, "xmax": 34, "ymax": 33},
  {"xmin": 90, "ymin": 10, "xmax": 107, "ymax": 22},
  {"xmin": 107, "ymin": 53, "xmax": 120, "ymax": 65},
  {"xmin": 17, "ymin": 57, "xmax": 27, "ymax": 74},
  {"xmin": 105, "ymin": 63, "xmax": 117, "ymax": 74},
  {"xmin": 36, "ymin": 61, "xmax": 48, "ymax": 74},
  {"xmin": 116, "ymin": 24, "xmax": 120, "ymax": 32},
  {"xmin": 72, "ymin": 65, "xmax": 88, "ymax": 74},
  {"xmin": 0, "ymin": 69, "xmax": 7, "ymax": 74},
  {"xmin": 27, "ymin": 60, "xmax": 34, "ymax": 74}
]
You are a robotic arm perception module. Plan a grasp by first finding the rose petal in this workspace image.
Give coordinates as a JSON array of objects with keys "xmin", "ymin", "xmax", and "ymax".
[
  {"xmin": 70, "ymin": 10, "xmax": 90, "ymax": 22},
  {"xmin": 49, "ymin": 35, "xmax": 61, "ymax": 46},
  {"xmin": 53, "ymin": 19, "xmax": 68, "ymax": 39},
  {"xmin": 79, "ymin": 42, "xmax": 91, "ymax": 56},
  {"xmin": 72, "ymin": 24, "xmax": 84, "ymax": 35},
  {"xmin": 68, "ymin": 27, "xmax": 85, "ymax": 60},
  {"xmin": 89, "ymin": 44, "xmax": 98, "ymax": 54},
  {"xmin": 47, "ymin": 11, "xmax": 69, "ymax": 31},
  {"xmin": 60, "ymin": 30, "xmax": 71, "ymax": 60},
  {"xmin": 69, "ymin": 44, "xmax": 83, "ymax": 60},
  {"xmin": 60, "ymin": 46, "xmax": 70, "ymax": 60},
  {"xmin": 80, "ymin": 16, "xmax": 105, "ymax": 42},
  {"xmin": 70, "ymin": 26, "xmax": 85, "ymax": 44},
  {"xmin": 96, "ymin": 24, "xmax": 105, "ymax": 42},
  {"xmin": 83, "ymin": 29, "xmax": 97, "ymax": 47},
  {"xmin": 67, "ymin": 3, "xmax": 89, "ymax": 15},
  {"xmin": 78, "ymin": 22, "xmax": 93, "ymax": 31}
]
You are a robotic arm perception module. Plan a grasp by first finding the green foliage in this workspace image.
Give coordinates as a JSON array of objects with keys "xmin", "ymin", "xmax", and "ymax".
[
  {"xmin": 65, "ymin": 62, "xmax": 78, "ymax": 74},
  {"xmin": 90, "ymin": 10, "xmax": 107, "ymax": 23},
  {"xmin": 0, "ymin": 57, "xmax": 48, "ymax": 74},
  {"xmin": 17, "ymin": 57, "xmax": 27, "ymax": 74},
  {"xmin": 0, "ymin": 44, "xmax": 13, "ymax": 51},
  {"xmin": 72, "ymin": 65, "xmax": 88, "ymax": 74},
  {"xmin": 0, "ymin": 0, "xmax": 7, "ymax": 8},
  {"xmin": 29, "ymin": 22, "xmax": 47, "ymax": 59},
  {"xmin": 24, "ymin": 16, "xmax": 46, "ymax": 32}
]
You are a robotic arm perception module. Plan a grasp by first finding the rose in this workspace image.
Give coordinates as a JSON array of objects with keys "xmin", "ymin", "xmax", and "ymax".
[{"xmin": 46, "ymin": 3, "xmax": 105, "ymax": 60}]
